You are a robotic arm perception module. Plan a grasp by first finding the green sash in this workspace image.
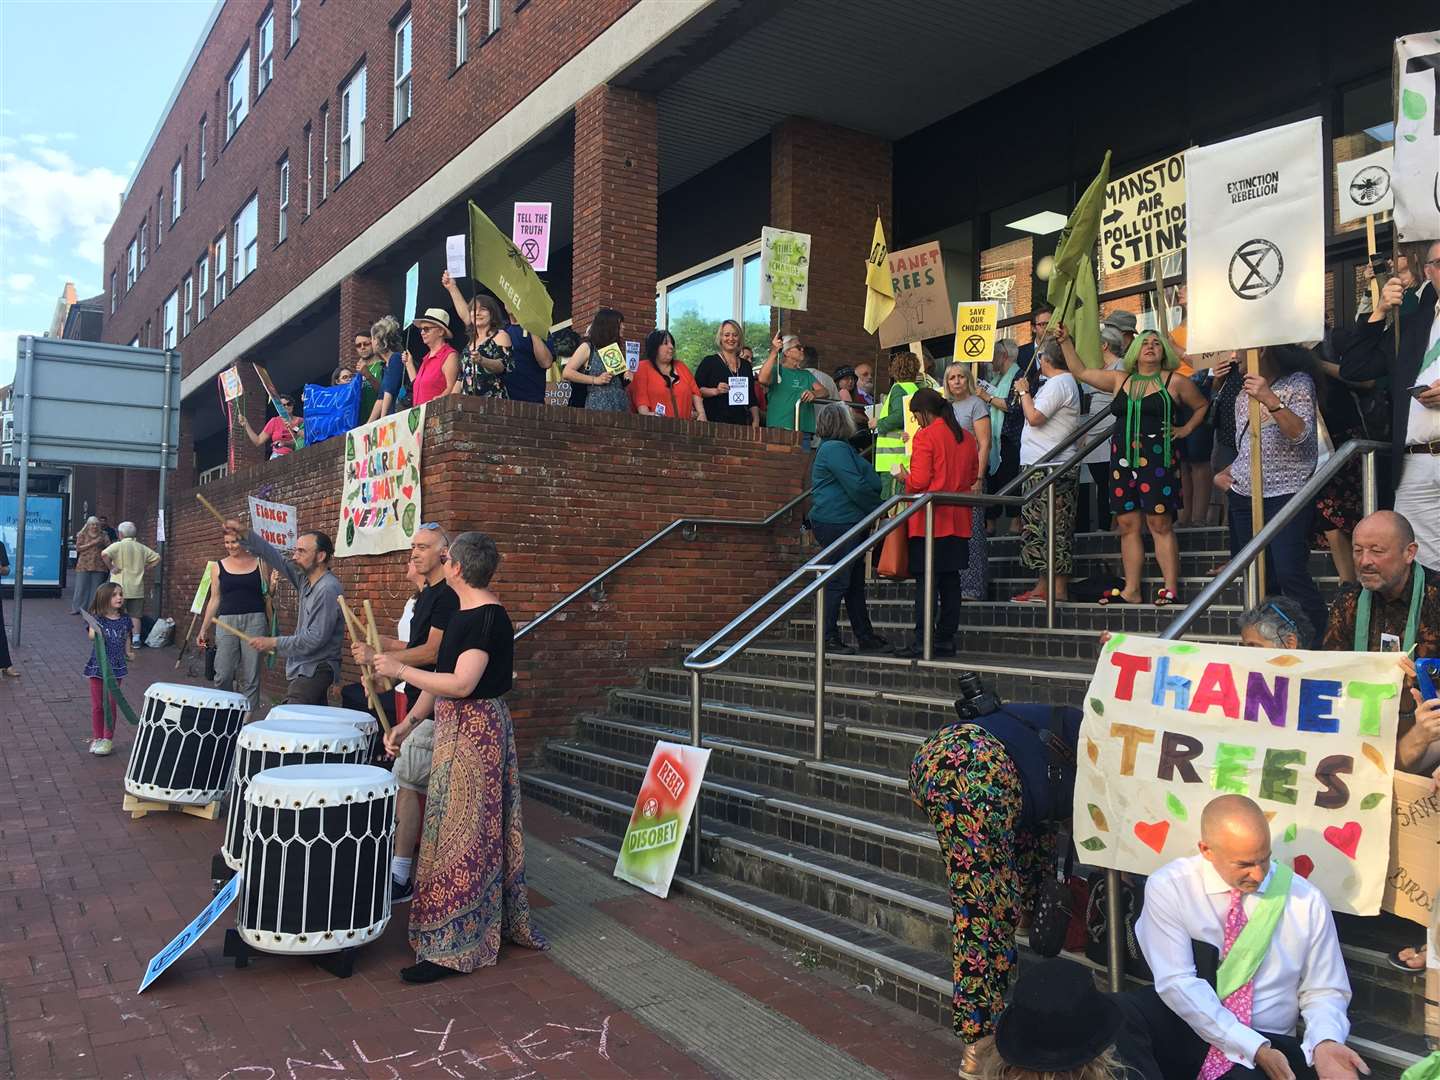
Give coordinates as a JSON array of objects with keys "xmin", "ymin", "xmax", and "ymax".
[
  {"xmin": 1216, "ymin": 861, "xmax": 1294, "ymax": 1000},
  {"xmin": 1354, "ymin": 565, "xmax": 1425, "ymax": 654},
  {"xmin": 91, "ymin": 630, "xmax": 140, "ymax": 728}
]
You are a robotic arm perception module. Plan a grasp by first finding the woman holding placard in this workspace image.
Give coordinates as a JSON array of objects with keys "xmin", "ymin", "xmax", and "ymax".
[
  {"xmin": 238, "ymin": 391, "xmax": 304, "ymax": 459},
  {"xmin": 1056, "ymin": 326, "xmax": 1208, "ymax": 607},
  {"xmin": 455, "ymin": 293, "xmax": 515, "ymax": 399},
  {"xmin": 695, "ymin": 320, "xmax": 760, "ymax": 427},
  {"xmin": 562, "ymin": 307, "xmax": 631, "ymax": 412}
]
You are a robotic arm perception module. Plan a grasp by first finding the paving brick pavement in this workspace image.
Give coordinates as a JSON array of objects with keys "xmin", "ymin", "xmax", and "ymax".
[{"xmin": 1, "ymin": 599, "xmax": 957, "ymax": 1079}]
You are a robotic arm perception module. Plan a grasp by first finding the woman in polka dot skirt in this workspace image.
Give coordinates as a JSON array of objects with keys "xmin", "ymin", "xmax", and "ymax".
[{"xmin": 1058, "ymin": 325, "xmax": 1208, "ymax": 606}]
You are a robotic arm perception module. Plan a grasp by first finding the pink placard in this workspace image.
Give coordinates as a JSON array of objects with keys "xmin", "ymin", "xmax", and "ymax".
[{"xmin": 511, "ymin": 201, "xmax": 551, "ymax": 272}]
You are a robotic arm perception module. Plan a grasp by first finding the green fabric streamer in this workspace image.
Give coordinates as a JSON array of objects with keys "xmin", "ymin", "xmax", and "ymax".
[
  {"xmin": 1354, "ymin": 564, "xmax": 1424, "ymax": 654},
  {"xmin": 1216, "ymin": 861, "xmax": 1294, "ymax": 999},
  {"xmin": 92, "ymin": 632, "xmax": 140, "ymax": 727},
  {"xmin": 1402, "ymin": 1051, "xmax": 1440, "ymax": 1080},
  {"xmin": 1123, "ymin": 371, "xmax": 1172, "ymax": 473}
]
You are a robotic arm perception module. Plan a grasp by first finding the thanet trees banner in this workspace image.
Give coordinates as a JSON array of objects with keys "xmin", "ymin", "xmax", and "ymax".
[
  {"xmin": 1184, "ymin": 118, "xmax": 1324, "ymax": 354},
  {"xmin": 1072, "ymin": 634, "xmax": 1403, "ymax": 916},
  {"xmin": 1393, "ymin": 32, "xmax": 1440, "ymax": 242},
  {"xmin": 614, "ymin": 741, "xmax": 711, "ymax": 899},
  {"xmin": 336, "ymin": 405, "xmax": 425, "ymax": 557}
]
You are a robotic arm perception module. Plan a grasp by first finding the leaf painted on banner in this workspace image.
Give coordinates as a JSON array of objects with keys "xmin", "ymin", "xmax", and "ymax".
[
  {"xmin": 408, "ymin": 408, "xmax": 422, "ymax": 433},
  {"xmin": 1089, "ymin": 697, "xmax": 1105, "ymax": 716},
  {"xmin": 1403, "ymin": 134, "xmax": 1417, "ymax": 143},
  {"xmin": 1264, "ymin": 811, "xmax": 1276, "ymax": 822},
  {"xmin": 1282, "ymin": 823, "xmax": 1297, "ymax": 843},
  {"xmin": 1079, "ymin": 837, "xmax": 1107, "ymax": 852},
  {"xmin": 1086, "ymin": 738, "xmax": 1099, "ymax": 765},
  {"xmin": 1402, "ymin": 88, "xmax": 1428, "ymax": 121},
  {"xmin": 1358, "ymin": 792, "xmax": 1385, "ymax": 810},
  {"xmin": 1104, "ymin": 633, "xmax": 1127, "ymax": 652},
  {"xmin": 1087, "ymin": 804, "xmax": 1109, "ymax": 832},
  {"xmin": 1167, "ymin": 644, "xmax": 1199, "ymax": 654},
  {"xmin": 1267, "ymin": 654, "xmax": 1302, "ymax": 667},
  {"xmin": 1361, "ymin": 743, "xmax": 1387, "ymax": 773},
  {"xmin": 402, "ymin": 504, "xmax": 417, "ymax": 535},
  {"xmin": 1165, "ymin": 793, "xmax": 1188, "ymax": 821}
]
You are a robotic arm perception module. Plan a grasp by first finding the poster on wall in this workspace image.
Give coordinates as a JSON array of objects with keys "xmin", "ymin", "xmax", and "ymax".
[
  {"xmin": 336, "ymin": 405, "xmax": 426, "ymax": 557},
  {"xmin": 614, "ymin": 741, "xmax": 712, "ymax": 899},
  {"xmin": 1072, "ymin": 634, "xmax": 1404, "ymax": 916},
  {"xmin": 759, "ymin": 226, "xmax": 812, "ymax": 310},
  {"xmin": 0, "ymin": 494, "xmax": 65, "ymax": 587},
  {"xmin": 1393, "ymin": 32, "xmax": 1440, "ymax": 241},
  {"xmin": 1101, "ymin": 153, "xmax": 1187, "ymax": 272},
  {"xmin": 878, "ymin": 242, "xmax": 954, "ymax": 348}
]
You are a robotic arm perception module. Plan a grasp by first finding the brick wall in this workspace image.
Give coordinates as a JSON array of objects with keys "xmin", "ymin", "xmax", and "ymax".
[
  {"xmin": 339, "ymin": 272, "xmax": 390, "ymax": 367},
  {"xmin": 161, "ymin": 397, "xmax": 812, "ymax": 763}
]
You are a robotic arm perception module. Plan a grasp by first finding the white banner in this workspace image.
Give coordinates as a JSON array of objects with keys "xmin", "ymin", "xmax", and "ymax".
[
  {"xmin": 247, "ymin": 496, "xmax": 297, "ymax": 551},
  {"xmin": 1394, "ymin": 33, "xmax": 1440, "ymax": 241},
  {"xmin": 337, "ymin": 405, "xmax": 425, "ymax": 557},
  {"xmin": 1185, "ymin": 117, "xmax": 1325, "ymax": 353},
  {"xmin": 1335, "ymin": 147, "xmax": 1395, "ymax": 225}
]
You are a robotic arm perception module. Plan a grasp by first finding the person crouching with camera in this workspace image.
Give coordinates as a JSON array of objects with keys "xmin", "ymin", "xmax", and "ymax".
[{"xmin": 908, "ymin": 672, "xmax": 1082, "ymax": 1077}]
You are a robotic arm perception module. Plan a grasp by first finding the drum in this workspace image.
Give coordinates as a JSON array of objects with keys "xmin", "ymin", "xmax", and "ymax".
[
  {"xmin": 125, "ymin": 682, "xmax": 251, "ymax": 804},
  {"xmin": 264, "ymin": 704, "xmax": 384, "ymax": 761},
  {"xmin": 239, "ymin": 764, "xmax": 397, "ymax": 954},
  {"xmin": 221, "ymin": 719, "xmax": 370, "ymax": 872}
]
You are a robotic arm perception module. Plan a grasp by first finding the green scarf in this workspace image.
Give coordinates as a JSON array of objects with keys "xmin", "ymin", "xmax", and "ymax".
[
  {"xmin": 1124, "ymin": 372, "xmax": 1172, "ymax": 469},
  {"xmin": 1217, "ymin": 861, "xmax": 1294, "ymax": 1000},
  {"xmin": 91, "ymin": 630, "xmax": 140, "ymax": 728},
  {"xmin": 1354, "ymin": 565, "xmax": 1425, "ymax": 653}
]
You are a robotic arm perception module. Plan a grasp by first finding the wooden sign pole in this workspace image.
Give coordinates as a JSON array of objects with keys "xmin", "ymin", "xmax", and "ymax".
[
  {"xmin": 1364, "ymin": 213, "xmax": 1381, "ymax": 310},
  {"xmin": 1246, "ymin": 347, "xmax": 1265, "ymax": 603}
]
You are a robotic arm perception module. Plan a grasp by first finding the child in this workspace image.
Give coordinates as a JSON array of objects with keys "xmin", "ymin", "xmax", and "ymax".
[{"xmin": 84, "ymin": 582, "xmax": 134, "ymax": 756}]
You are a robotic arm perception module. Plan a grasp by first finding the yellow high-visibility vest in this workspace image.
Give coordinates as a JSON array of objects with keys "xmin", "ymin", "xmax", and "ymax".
[{"xmin": 874, "ymin": 381, "xmax": 919, "ymax": 475}]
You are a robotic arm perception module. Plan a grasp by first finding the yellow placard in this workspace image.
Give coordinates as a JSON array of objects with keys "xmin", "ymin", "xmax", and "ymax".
[{"xmin": 953, "ymin": 301, "xmax": 998, "ymax": 366}]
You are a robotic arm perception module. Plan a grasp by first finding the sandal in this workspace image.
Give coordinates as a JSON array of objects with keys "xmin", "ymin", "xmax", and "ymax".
[
  {"xmin": 1098, "ymin": 588, "xmax": 1124, "ymax": 606},
  {"xmin": 1154, "ymin": 588, "xmax": 1178, "ymax": 607},
  {"xmin": 1389, "ymin": 946, "xmax": 1427, "ymax": 974},
  {"xmin": 1010, "ymin": 590, "xmax": 1036, "ymax": 603}
]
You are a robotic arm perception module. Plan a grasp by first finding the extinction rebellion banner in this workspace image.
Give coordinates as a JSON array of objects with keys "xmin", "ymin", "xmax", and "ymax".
[
  {"xmin": 614, "ymin": 741, "xmax": 711, "ymax": 899},
  {"xmin": 1072, "ymin": 634, "xmax": 1403, "ymax": 916},
  {"xmin": 336, "ymin": 405, "xmax": 425, "ymax": 557}
]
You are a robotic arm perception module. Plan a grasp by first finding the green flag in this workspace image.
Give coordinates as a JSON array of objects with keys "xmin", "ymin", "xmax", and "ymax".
[
  {"xmin": 468, "ymin": 201, "xmax": 554, "ymax": 338},
  {"xmin": 1047, "ymin": 151, "xmax": 1111, "ymax": 369}
]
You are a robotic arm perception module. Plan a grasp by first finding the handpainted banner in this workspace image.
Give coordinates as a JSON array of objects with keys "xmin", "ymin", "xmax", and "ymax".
[
  {"xmin": 1102, "ymin": 153, "xmax": 1187, "ymax": 272},
  {"xmin": 1336, "ymin": 147, "xmax": 1395, "ymax": 225},
  {"xmin": 1185, "ymin": 117, "xmax": 1324, "ymax": 354},
  {"xmin": 336, "ymin": 405, "xmax": 425, "ymax": 557},
  {"xmin": 759, "ymin": 226, "xmax": 811, "ymax": 311},
  {"xmin": 1385, "ymin": 771, "xmax": 1439, "ymax": 926},
  {"xmin": 614, "ymin": 741, "xmax": 711, "ymax": 899},
  {"xmin": 247, "ymin": 496, "xmax": 297, "ymax": 552},
  {"xmin": 219, "ymin": 366, "xmax": 244, "ymax": 401},
  {"xmin": 189, "ymin": 562, "xmax": 212, "ymax": 615},
  {"xmin": 1394, "ymin": 32, "xmax": 1440, "ymax": 241},
  {"xmin": 1072, "ymin": 634, "xmax": 1403, "ymax": 916},
  {"xmin": 878, "ymin": 242, "xmax": 954, "ymax": 348}
]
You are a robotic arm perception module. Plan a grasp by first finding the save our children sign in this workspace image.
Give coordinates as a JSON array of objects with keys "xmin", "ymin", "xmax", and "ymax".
[
  {"xmin": 614, "ymin": 741, "xmax": 711, "ymax": 899},
  {"xmin": 1072, "ymin": 634, "xmax": 1403, "ymax": 916}
]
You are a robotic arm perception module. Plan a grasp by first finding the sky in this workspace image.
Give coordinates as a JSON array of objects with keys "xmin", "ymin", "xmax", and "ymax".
[{"xmin": 0, "ymin": 0, "xmax": 217, "ymax": 387}]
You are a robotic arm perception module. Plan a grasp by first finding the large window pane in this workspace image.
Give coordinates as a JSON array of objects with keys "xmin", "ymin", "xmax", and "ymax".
[
  {"xmin": 740, "ymin": 254, "xmax": 771, "ymax": 353},
  {"xmin": 665, "ymin": 261, "xmax": 735, "ymax": 365}
]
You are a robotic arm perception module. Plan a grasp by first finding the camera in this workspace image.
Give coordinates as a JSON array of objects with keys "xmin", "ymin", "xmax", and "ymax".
[{"xmin": 953, "ymin": 671, "xmax": 1004, "ymax": 720}]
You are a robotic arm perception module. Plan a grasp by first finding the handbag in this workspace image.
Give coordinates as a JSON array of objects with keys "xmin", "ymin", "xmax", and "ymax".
[
  {"xmin": 1085, "ymin": 871, "xmax": 1153, "ymax": 981},
  {"xmin": 876, "ymin": 524, "xmax": 908, "ymax": 579},
  {"xmin": 1351, "ymin": 386, "xmax": 1391, "ymax": 443},
  {"xmin": 1028, "ymin": 842, "xmax": 1075, "ymax": 958}
]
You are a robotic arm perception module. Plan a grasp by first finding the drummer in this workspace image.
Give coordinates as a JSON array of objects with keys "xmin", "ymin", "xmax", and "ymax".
[
  {"xmin": 347, "ymin": 522, "xmax": 459, "ymax": 902},
  {"xmin": 223, "ymin": 516, "xmax": 344, "ymax": 706}
]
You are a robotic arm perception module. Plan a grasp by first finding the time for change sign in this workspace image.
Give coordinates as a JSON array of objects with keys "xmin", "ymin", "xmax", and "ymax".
[
  {"xmin": 953, "ymin": 301, "xmax": 998, "ymax": 365},
  {"xmin": 1102, "ymin": 153, "xmax": 1187, "ymax": 272}
]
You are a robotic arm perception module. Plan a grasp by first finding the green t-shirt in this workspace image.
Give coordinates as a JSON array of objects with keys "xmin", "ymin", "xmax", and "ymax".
[
  {"xmin": 765, "ymin": 365, "xmax": 820, "ymax": 433},
  {"xmin": 358, "ymin": 359, "xmax": 386, "ymax": 422}
]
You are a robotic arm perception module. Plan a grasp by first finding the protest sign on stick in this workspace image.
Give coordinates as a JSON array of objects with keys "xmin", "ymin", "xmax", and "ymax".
[
  {"xmin": 953, "ymin": 301, "xmax": 998, "ymax": 375},
  {"xmin": 1393, "ymin": 32, "xmax": 1440, "ymax": 242},
  {"xmin": 1336, "ymin": 148, "xmax": 1395, "ymax": 310},
  {"xmin": 1101, "ymin": 153, "xmax": 1187, "ymax": 273},
  {"xmin": 1384, "ymin": 771, "xmax": 1438, "ymax": 926},
  {"xmin": 246, "ymin": 496, "xmax": 296, "ymax": 552},
  {"xmin": 878, "ymin": 242, "xmax": 953, "ymax": 349},
  {"xmin": 511, "ymin": 202, "xmax": 552, "ymax": 273},
  {"xmin": 759, "ymin": 227, "xmax": 812, "ymax": 311},
  {"xmin": 1072, "ymin": 634, "xmax": 1403, "ymax": 916}
]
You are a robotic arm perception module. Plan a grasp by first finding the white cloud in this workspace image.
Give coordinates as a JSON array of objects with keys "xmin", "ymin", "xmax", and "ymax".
[
  {"xmin": 21, "ymin": 133, "xmax": 48, "ymax": 145},
  {"xmin": 53, "ymin": 132, "xmax": 78, "ymax": 142},
  {"xmin": 25, "ymin": 253, "xmax": 53, "ymax": 269},
  {"xmin": 0, "ymin": 146, "xmax": 125, "ymax": 267},
  {"xmin": 6, "ymin": 273, "xmax": 36, "ymax": 293}
]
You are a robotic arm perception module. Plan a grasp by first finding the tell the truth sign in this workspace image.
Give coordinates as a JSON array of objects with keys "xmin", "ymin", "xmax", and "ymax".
[{"xmin": 1073, "ymin": 634, "xmax": 1402, "ymax": 915}]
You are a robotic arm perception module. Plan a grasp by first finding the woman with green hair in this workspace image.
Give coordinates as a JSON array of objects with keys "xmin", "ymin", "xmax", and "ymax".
[{"xmin": 1058, "ymin": 323, "xmax": 1208, "ymax": 606}]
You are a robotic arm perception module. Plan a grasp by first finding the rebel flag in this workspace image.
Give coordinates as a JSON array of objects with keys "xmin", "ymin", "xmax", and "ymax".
[
  {"xmin": 468, "ymin": 200, "xmax": 554, "ymax": 338},
  {"xmin": 1047, "ymin": 150, "xmax": 1111, "ymax": 369}
]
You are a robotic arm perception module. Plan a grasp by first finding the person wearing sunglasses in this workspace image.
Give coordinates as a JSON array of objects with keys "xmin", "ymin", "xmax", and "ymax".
[{"xmin": 238, "ymin": 392, "xmax": 303, "ymax": 459}]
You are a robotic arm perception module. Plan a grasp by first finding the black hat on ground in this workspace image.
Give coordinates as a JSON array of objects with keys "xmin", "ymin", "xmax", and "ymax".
[{"xmin": 992, "ymin": 958, "xmax": 1124, "ymax": 1071}]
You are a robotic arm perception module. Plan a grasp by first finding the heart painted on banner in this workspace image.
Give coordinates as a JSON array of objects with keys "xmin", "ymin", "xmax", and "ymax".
[
  {"xmin": 402, "ymin": 485, "xmax": 414, "ymax": 499},
  {"xmin": 1322, "ymin": 821, "xmax": 1362, "ymax": 859},
  {"xmin": 1292, "ymin": 854, "xmax": 1314, "ymax": 878},
  {"xmin": 1133, "ymin": 820, "xmax": 1170, "ymax": 853}
]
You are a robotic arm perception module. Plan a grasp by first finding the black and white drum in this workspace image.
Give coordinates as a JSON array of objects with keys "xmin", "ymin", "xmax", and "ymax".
[
  {"xmin": 238, "ymin": 764, "xmax": 397, "ymax": 954},
  {"xmin": 125, "ymin": 682, "xmax": 251, "ymax": 804},
  {"xmin": 263, "ymin": 704, "xmax": 384, "ymax": 761},
  {"xmin": 221, "ymin": 720, "xmax": 370, "ymax": 872}
]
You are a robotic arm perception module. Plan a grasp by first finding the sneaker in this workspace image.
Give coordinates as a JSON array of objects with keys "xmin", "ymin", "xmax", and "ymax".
[
  {"xmin": 391, "ymin": 877, "xmax": 415, "ymax": 903},
  {"xmin": 932, "ymin": 640, "xmax": 957, "ymax": 658},
  {"xmin": 855, "ymin": 634, "xmax": 890, "ymax": 653},
  {"xmin": 94, "ymin": 739, "xmax": 114, "ymax": 756},
  {"xmin": 400, "ymin": 959, "xmax": 461, "ymax": 984},
  {"xmin": 87, "ymin": 739, "xmax": 102, "ymax": 754},
  {"xmin": 823, "ymin": 635, "xmax": 855, "ymax": 655}
]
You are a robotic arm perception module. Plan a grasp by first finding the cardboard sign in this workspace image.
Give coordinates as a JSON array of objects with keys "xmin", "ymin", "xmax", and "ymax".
[
  {"xmin": 445, "ymin": 234, "xmax": 467, "ymax": 280},
  {"xmin": 1072, "ymin": 634, "xmax": 1403, "ymax": 916},
  {"xmin": 759, "ymin": 226, "xmax": 812, "ymax": 310},
  {"xmin": 219, "ymin": 366, "xmax": 244, "ymax": 402},
  {"xmin": 189, "ymin": 562, "xmax": 212, "ymax": 616},
  {"xmin": 1385, "ymin": 771, "xmax": 1439, "ymax": 926},
  {"xmin": 953, "ymin": 301, "xmax": 998, "ymax": 365},
  {"xmin": 139, "ymin": 873, "xmax": 240, "ymax": 992},
  {"xmin": 1394, "ymin": 32, "xmax": 1440, "ymax": 242},
  {"xmin": 598, "ymin": 343, "xmax": 627, "ymax": 376},
  {"xmin": 247, "ymin": 496, "xmax": 297, "ymax": 552},
  {"xmin": 337, "ymin": 405, "xmax": 426, "ymax": 557},
  {"xmin": 614, "ymin": 741, "xmax": 711, "ymax": 898},
  {"xmin": 1101, "ymin": 153, "xmax": 1187, "ymax": 272},
  {"xmin": 878, "ymin": 242, "xmax": 954, "ymax": 348},
  {"xmin": 512, "ymin": 201, "xmax": 551, "ymax": 272}
]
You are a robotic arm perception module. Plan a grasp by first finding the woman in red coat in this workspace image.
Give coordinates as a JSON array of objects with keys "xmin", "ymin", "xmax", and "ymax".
[
  {"xmin": 629, "ymin": 329, "xmax": 703, "ymax": 420},
  {"xmin": 895, "ymin": 387, "xmax": 979, "ymax": 658}
]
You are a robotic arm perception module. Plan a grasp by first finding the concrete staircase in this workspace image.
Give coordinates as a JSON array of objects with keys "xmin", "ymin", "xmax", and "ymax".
[{"xmin": 522, "ymin": 525, "xmax": 1428, "ymax": 1074}]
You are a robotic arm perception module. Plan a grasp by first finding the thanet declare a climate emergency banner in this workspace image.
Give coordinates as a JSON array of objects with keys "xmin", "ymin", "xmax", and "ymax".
[{"xmin": 614, "ymin": 741, "xmax": 711, "ymax": 899}]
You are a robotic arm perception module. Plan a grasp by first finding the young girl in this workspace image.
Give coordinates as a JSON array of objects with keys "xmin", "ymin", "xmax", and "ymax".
[{"xmin": 84, "ymin": 582, "xmax": 134, "ymax": 756}]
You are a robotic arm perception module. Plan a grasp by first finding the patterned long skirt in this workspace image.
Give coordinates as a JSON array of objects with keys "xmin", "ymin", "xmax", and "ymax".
[
  {"xmin": 959, "ymin": 506, "xmax": 988, "ymax": 600},
  {"xmin": 909, "ymin": 723, "xmax": 1053, "ymax": 1041},
  {"xmin": 409, "ymin": 696, "xmax": 547, "ymax": 971},
  {"xmin": 1020, "ymin": 470, "xmax": 1077, "ymax": 575}
]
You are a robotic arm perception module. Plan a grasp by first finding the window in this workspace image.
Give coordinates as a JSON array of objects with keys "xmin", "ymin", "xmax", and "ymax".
[
  {"xmin": 456, "ymin": 0, "xmax": 468, "ymax": 66},
  {"xmin": 340, "ymin": 66, "xmax": 365, "ymax": 179},
  {"xmin": 277, "ymin": 157, "xmax": 290, "ymax": 243},
  {"xmin": 197, "ymin": 255, "xmax": 209, "ymax": 322},
  {"xmin": 110, "ymin": 271, "xmax": 118, "ymax": 313},
  {"xmin": 290, "ymin": 0, "xmax": 300, "ymax": 46},
  {"xmin": 198, "ymin": 116, "xmax": 208, "ymax": 181},
  {"xmin": 143, "ymin": 320, "xmax": 152, "ymax": 348},
  {"xmin": 320, "ymin": 104, "xmax": 329, "ymax": 200},
  {"xmin": 487, "ymin": 0, "xmax": 500, "ymax": 35},
  {"xmin": 258, "ymin": 9, "xmax": 274, "ymax": 92},
  {"xmin": 227, "ymin": 47, "xmax": 250, "ymax": 139},
  {"xmin": 129, "ymin": 336, "xmax": 140, "ymax": 349},
  {"xmin": 182, "ymin": 274, "xmax": 194, "ymax": 336},
  {"xmin": 654, "ymin": 241, "xmax": 770, "ymax": 366},
  {"xmin": 393, "ymin": 16, "xmax": 412, "ymax": 128},
  {"xmin": 214, "ymin": 233, "xmax": 228, "ymax": 306},
  {"xmin": 233, "ymin": 195, "xmax": 259, "ymax": 285},
  {"xmin": 155, "ymin": 194, "xmax": 164, "ymax": 246},
  {"xmin": 171, "ymin": 160, "xmax": 183, "ymax": 221},
  {"xmin": 126, "ymin": 241, "xmax": 137, "ymax": 289},
  {"xmin": 162, "ymin": 290, "xmax": 178, "ymax": 349},
  {"xmin": 303, "ymin": 123, "xmax": 313, "ymax": 214},
  {"xmin": 138, "ymin": 218, "xmax": 148, "ymax": 273}
]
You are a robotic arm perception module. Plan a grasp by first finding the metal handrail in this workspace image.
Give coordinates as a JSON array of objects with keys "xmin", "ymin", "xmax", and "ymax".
[{"xmin": 996, "ymin": 404, "xmax": 1115, "ymax": 496}]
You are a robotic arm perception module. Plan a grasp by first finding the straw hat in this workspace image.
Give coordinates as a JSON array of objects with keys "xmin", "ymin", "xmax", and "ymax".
[{"xmin": 412, "ymin": 308, "xmax": 452, "ymax": 339}]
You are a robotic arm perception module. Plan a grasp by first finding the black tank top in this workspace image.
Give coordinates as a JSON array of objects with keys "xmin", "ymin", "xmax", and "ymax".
[{"xmin": 216, "ymin": 561, "xmax": 266, "ymax": 616}]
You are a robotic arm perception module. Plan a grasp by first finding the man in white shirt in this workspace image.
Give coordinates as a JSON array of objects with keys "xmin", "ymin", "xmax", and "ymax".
[{"xmin": 1121, "ymin": 795, "xmax": 1367, "ymax": 1080}]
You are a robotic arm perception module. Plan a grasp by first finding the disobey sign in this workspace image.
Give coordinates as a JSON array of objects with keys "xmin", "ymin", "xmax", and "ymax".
[
  {"xmin": 614, "ymin": 741, "xmax": 711, "ymax": 899},
  {"xmin": 1073, "ymin": 634, "xmax": 1403, "ymax": 915}
]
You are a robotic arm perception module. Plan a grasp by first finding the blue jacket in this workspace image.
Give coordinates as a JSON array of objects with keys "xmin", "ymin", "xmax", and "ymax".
[
  {"xmin": 972, "ymin": 703, "xmax": 1083, "ymax": 827},
  {"xmin": 809, "ymin": 438, "xmax": 882, "ymax": 524}
]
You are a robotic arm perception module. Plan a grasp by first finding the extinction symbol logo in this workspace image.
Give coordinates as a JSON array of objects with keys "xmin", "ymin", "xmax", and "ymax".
[
  {"xmin": 642, "ymin": 796, "xmax": 659, "ymax": 819},
  {"xmin": 962, "ymin": 335, "xmax": 986, "ymax": 358},
  {"xmin": 1228, "ymin": 239, "xmax": 1284, "ymax": 300},
  {"xmin": 520, "ymin": 238, "xmax": 541, "ymax": 262},
  {"xmin": 1349, "ymin": 165, "xmax": 1391, "ymax": 207}
]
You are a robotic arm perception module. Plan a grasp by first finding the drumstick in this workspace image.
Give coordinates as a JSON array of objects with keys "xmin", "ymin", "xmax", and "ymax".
[
  {"xmin": 195, "ymin": 491, "xmax": 228, "ymax": 526},
  {"xmin": 337, "ymin": 597, "xmax": 392, "ymax": 733},
  {"xmin": 212, "ymin": 619, "xmax": 261, "ymax": 646},
  {"xmin": 362, "ymin": 600, "xmax": 394, "ymax": 691}
]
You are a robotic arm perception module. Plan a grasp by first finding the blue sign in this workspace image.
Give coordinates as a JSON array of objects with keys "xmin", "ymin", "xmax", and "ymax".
[
  {"xmin": 0, "ymin": 494, "xmax": 64, "ymax": 587},
  {"xmin": 138, "ymin": 873, "xmax": 240, "ymax": 993}
]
